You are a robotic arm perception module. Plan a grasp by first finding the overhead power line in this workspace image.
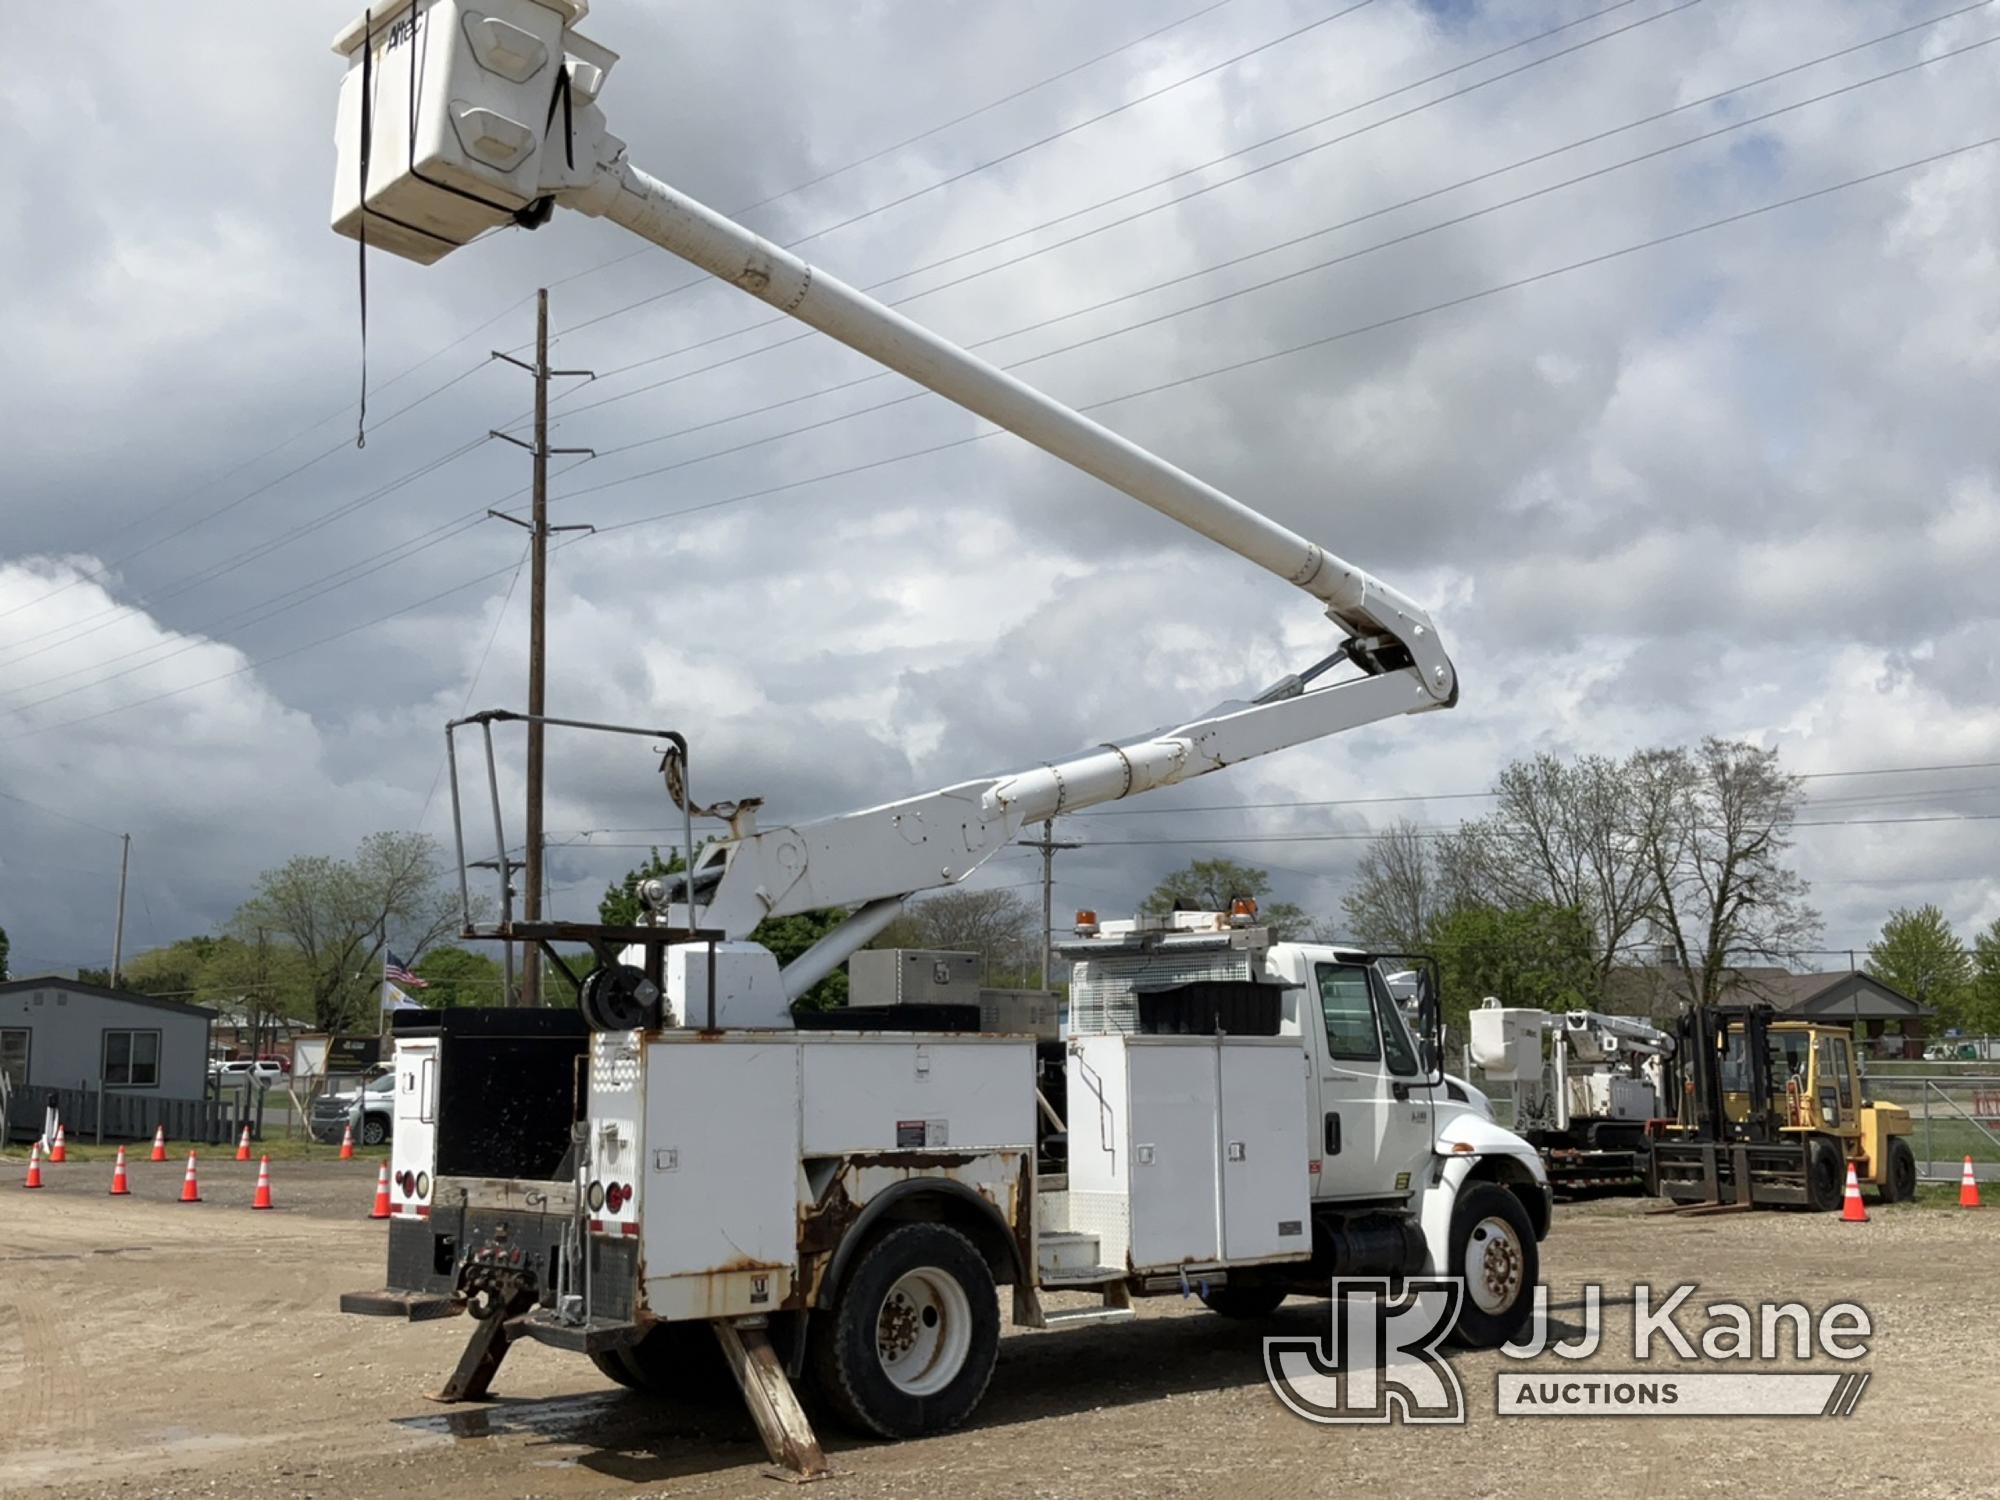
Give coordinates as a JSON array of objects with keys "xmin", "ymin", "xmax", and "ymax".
[
  {"xmin": 547, "ymin": 28, "xmax": 1990, "ymax": 510},
  {"xmin": 8, "ymin": 127, "xmax": 1994, "ymax": 742},
  {"xmin": 5, "ymin": 4, "xmax": 1255, "ymax": 637},
  {"xmin": 0, "ymin": 354, "xmax": 507, "ymax": 634},
  {"xmin": 542, "ymin": 0, "xmax": 1390, "ymax": 349},
  {"xmin": 0, "ymin": 3, "xmax": 1735, "ymax": 699},
  {"xmin": 1078, "ymin": 812, "xmax": 2000, "ymax": 847},
  {"xmin": 577, "ymin": 128, "xmax": 2000, "ymax": 541},
  {"xmin": 542, "ymin": 0, "xmax": 1685, "ymax": 404}
]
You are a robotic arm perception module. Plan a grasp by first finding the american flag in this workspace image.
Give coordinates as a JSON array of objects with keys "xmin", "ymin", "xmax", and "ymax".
[{"xmin": 384, "ymin": 950, "xmax": 429, "ymax": 989}]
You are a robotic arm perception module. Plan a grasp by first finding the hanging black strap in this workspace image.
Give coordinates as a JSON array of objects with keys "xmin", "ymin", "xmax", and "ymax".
[
  {"xmin": 544, "ymin": 63, "xmax": 575, "ymax": 170},
  {"xmin": 356, "ymin": 8, "xmax": 373, "ymax": 450}
]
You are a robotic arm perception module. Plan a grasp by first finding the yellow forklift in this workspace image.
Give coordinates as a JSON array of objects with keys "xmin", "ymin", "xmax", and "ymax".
[{"xmin": 1649, "ymin": 1003, "xmax": 1918, "ymax": 1212}]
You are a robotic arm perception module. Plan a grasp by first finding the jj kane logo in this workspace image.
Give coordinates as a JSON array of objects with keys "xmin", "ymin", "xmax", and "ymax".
[{"xmin": 1266, "ymin": 1280, "xmax": 1873, "ymax": 1425}]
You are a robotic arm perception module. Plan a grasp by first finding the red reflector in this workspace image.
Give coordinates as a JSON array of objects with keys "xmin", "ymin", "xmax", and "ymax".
[
  {"xmin": 620, "ymin": 1222, "xmax": 640, "ymax": 1237},
  {"xmin": 588, "ymin": 1219, "xmax": 604, "ymax": 1233}
]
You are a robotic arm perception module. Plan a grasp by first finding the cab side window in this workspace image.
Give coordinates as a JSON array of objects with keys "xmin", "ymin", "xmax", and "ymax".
[
  {"xmin": 1316, "ymin": 965, "xmax": 1381, "ymax": 1063},
  {"xmin": 1370, "ymin": 973, "xmax": 1420, "ymax": 1077}
]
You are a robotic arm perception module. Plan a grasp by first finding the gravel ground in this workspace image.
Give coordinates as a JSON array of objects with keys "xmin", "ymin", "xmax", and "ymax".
[{"xmin": 2, "ymin": 1157, "xmax": 1995, "ymax": 1499}]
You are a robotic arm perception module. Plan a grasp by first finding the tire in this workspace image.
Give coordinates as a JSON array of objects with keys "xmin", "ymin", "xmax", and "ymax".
[
  {"xmin": 1445, "ymin": 1183, "xmax": 1538, "ymax": 1349},
  {"xmin": 1198, "ymin": 1284, "xmax": 1288, "ymax": 1319},
  {"xmin": 1804, "ymin": 1137, "xmax": 1844, "ymax": 1213},
  {"xmin": 808, "ymin": 1222, "xmax": 1000, "ymax": 1439},
  {"xmin": 590, "ymin": 1322, "xmax": 731, "ymax": 1402},
  {"xmin": 360, "ymin": 1115, "xmax": 388, "ymax": 1147},
  {"xmin": 1877, "ymin": 1137, "xmax": 1917, "ymax": 1205}
]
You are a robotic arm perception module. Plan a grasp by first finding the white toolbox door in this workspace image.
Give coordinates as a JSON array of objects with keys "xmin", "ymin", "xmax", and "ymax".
[
  {"xmin": 1125, "ymin": 1040, "xmax": 1221, "ymax": 1268},
  {"xmin": 643, "ymin": 1042, "xmax": 799, "ymax": 1281},
  {"xmin": 1219, "ymin": 1043, "xmax": 1311, "ymax": 1261}
]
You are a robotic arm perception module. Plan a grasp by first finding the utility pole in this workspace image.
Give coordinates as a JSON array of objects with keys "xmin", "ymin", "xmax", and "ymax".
[
  {"xmin": 111, "ymin": 833, "xmax": 130, "ymax": 987},
  {"xmin": 489, "ymin": 289, "xmax": 593, "ymax": 1005},
  {"xmin": 1017, "ymin": 820, "xmax": 1081, "ymax": 991}
]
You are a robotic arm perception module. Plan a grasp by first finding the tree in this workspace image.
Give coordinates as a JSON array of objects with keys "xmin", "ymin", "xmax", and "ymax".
[
  {"xmin": 1869, "ymin": 905, "xmax": 1972, "ymax": 1028},
  {"xmin": 1635, "ymin": 739, "xmax": 1820, "ymax": 1007},
  {"xmin": 1968, "ymin": 918, "xmax": 2000, "ymax": 1036},
  {"xmin": 599, "ymin": 845, "xmax": 697, "ymax": 929},
  {"xmin": 1428, "ymin": 901, "xmax": 1598, "ymax": 1034},
  {"xmin": 598, "ymin": 850, "xmax": 850, "ymax": 1009},
  {"xmin": 232, "ymin": 832, "xmax": 460, "ymax": 1031},
  {"xmin": 880, "ymin": 888, "xmax": 1041, "ymax": 988},
  {"xmin": 413, "ymin": 945, "xmax": 508, "ymax": 1007},
  {"xmin": 1447, "ymin": 753, "xmax": 1657, "ymax": 987},
  {"xmin": 1342, "ymin": 820, "xmax": 1453, "ymax": 952},
  {"xmin": 1141, "ymin": 858, "xmax": 1308, "ymax": 940}
]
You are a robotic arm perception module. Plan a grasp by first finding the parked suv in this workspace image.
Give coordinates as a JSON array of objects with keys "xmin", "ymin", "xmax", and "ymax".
[{"xmin": 309, "ymin": 1073, "xmax": 396, "ymax": 1146}]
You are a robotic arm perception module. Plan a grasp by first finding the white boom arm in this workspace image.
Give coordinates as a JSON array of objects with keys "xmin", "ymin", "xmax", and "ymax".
[{"xmin": 330, "ymin": 3, "xmax": 1459, "ymax": 983}]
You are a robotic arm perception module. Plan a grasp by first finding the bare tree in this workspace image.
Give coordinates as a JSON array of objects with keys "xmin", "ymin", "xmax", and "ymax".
[
  {"xmin": 1634, "ymin": 739, "xmax": 1820, "ymax": 1007},
  {"xmin": 1451, "ymin": 753, "xmax": 1658, "ymax": 988},
  {"xmin": 234, "ymin": 832, "xmax": 460, "ymax": 1030},
  {"xmin": 1341, "ymin": 819, "xmax": 1445, "ymax": 951},
  {"xmin": 898, "ymin": 888, "xmax": 1041, "ymax": 986}
]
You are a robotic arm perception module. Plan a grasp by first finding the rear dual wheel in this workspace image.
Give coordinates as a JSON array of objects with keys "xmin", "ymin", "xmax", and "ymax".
[
  {"xmin": 589, "ymin": 1321, "xmax": 730, "ymax": 1402},
  {"xmin": 809, "ymin": 1222, "xmax": 1000, "ymax": 1439}
]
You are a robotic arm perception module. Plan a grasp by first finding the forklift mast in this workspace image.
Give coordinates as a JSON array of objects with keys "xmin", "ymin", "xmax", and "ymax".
[{"xmin": 1672, "ymin": 1004, "xmax": 1778, "ymax": 1144}]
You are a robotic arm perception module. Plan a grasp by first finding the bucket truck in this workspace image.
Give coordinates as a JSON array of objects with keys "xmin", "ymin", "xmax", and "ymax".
[
  {"xmin": 325, "ymin": 2, "xmax": 1549, "ymax": 1477},
  {"xmin": 1467, "ymin": 1002, "xmax": 1674, "ymax": 1193}
]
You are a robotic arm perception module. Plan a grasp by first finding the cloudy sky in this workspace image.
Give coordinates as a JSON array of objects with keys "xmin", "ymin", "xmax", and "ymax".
[{"xmin": 2, "ymin": 0, "xmax": 1996, "ymax": 980}]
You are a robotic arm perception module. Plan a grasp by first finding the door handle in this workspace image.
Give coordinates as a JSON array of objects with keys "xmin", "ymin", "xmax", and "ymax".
[{"xmin": 1324, "ymin": 1112, "xmax": 1341, "ymax": 1155}]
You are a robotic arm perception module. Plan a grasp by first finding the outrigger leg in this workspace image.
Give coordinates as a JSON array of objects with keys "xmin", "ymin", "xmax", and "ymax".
[
  {"xmin": 430, "ymin": 1288, "xmax": 536, "ymax": 1403},
  {"xmin": 714, "ymin": 1318, "xmax": 831, "ymax": 1482}
]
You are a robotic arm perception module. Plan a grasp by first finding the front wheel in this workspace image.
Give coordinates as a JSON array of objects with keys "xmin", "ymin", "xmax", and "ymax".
[
  {"xmin": 1446, "ymin": 1183, "xmax": 1537, "ymax": 1348},
  {"xmin": 1877, "ymin": 1137, "xmax": 1917, "ymax": 1204},
  {"xmin": 1805, "ymin": 1137, "xmax": 1844, "ymax": 1213},
  {"xmin": 359, "ymin": 1115, "xmax": 388, "ymax": 1147},
  {"xmin": 808, "ymin": 1223, "xmax": 1000, "ymax": 1439}
]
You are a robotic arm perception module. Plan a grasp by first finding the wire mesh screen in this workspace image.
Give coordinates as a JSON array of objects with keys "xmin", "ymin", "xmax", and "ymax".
[{"xmin": 1070, "ymin": 948, "xmax": 1255, "ymax": 1035}]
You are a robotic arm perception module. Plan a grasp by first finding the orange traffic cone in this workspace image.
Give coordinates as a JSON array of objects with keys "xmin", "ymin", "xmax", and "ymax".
[
  {"xmin": 149, "ymin": 1124, "xmax": 167, "ymax": 1162},
  {"xmin": 1840, "ymin": 1162, "xmax": 1868, "ymax": 1223},
  {"xmin": 1960, "ymin": 1156, "xmax": 1983, "ymax": 1209},
  {"xmin": 50, "ymin": 1122, "xmax": 66, "ymax": 1163},
  {"xmin": 109, "ymin": 1145, "xmax": 130, "ymax": 1196},
  {"xmin": 251, "ymin": 1156, "xmax": 274, "ymax": 1211},
  {"xmin": 235, "ymin": 1125, "xmax": 252, "ymax": 1162},
  {"xmin": 338, "ymin": 1121, "xmax": 354, "ymax": 1161},
  {"xmin": 23, "ymin": 1141, "xmax": 43, "ymax": 1189},
  {"xmin": 179, "ymin": 1150, "xmax": 202, "ymax": 1203},
  {"xmin": 368, "ymin": 1161, "xmax": 392, "ymax": 1220}
]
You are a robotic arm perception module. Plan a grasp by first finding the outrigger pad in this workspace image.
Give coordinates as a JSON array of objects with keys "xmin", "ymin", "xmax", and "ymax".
[{"xmin": 339, "ymin": 1288, "xmax": 463, "ymax": 1321}]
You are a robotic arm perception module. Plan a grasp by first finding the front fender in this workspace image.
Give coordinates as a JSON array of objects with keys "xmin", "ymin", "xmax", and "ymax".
[{"xmin": 1414, "ymin": 1114, "xmax": 1551, "ymax": 1274}]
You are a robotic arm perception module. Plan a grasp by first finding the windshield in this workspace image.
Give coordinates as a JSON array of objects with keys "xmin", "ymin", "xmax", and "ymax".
[{"xmin": 366, "ymin": 1075, "xmax": 395, "ymax": 1094}]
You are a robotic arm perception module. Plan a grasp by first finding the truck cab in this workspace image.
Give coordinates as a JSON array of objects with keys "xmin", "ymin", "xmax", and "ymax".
[{"xmin": 1059, "ymin": 908, "xmax": 1550, "ymax": 1344}]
